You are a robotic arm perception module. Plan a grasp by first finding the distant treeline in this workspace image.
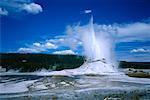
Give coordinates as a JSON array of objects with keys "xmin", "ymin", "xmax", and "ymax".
[
  {"xmin": 0, "ymin": 53, "xmax": 150, "ymax": 72},
  {"xmin": 119, "ymin": 61, "xmax": 150, "ymax": 69},
  {"xmin": 0, "ymin": 53, "xmax": 85, "ymax": 72}
]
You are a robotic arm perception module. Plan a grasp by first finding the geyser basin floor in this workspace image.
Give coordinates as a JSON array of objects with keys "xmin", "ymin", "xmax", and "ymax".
[{"xmin": 0, "ymin": 74, "xmax": 150, "ymax": 100}]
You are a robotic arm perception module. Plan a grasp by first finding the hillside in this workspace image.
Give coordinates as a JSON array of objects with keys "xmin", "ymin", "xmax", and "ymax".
[
  {"xmin": 119, "ymin": 61, "xmax": 150, "ymax": 69},
  {"xmin": 0, "ymin": 53, "xmax": 84, "ymax": 72}
]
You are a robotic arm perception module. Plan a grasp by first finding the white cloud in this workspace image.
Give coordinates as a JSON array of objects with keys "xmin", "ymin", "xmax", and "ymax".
[
  {"xmin": 66, "ymin": 21, "xmax": 150, "ymax": 44},
  {"xmin": 44, "ymin": 42, "xmax": 57, "ymax": 49},
  {"xmin": 0, "ymin": 8, "xmax": 8, "ymax": 16},
  {"xmin": 130, "ymin": 48, "xmax": 150, "ymax": 53},
  {"xmin": 22, "ymin": 3, "xmax": 42, "ymax": 14},
  {"xmin": 46, "ymin": 38, "xmax": 65, "ymax": 44},
  {"xmin": 33, "ymin": 42, "xmax": 57, "ymax": 49},
  {"xmin": 0, "ymin": 0, "xmax": 43, "ymax": 15},
  {"xmin": 18, "ymin": 48, "xmax": 41, "ymax": 53},
  {"xmin": 18, "ymin": 42, "xmax": 57, "ymax": 53},
  {"xmin": 117, "ymin": 22, "xmax": 150, "ymax": 42},
  {"xmin": 33, "ymin": 42, "xmax": 41, "ymax": 47},
  {"xmin": 53, "ymin": 50, "xmax": 76, "ymax": 55},
  {"xmin": 85, "ymin": 9, "xmax": 92, "ymax": 14},
  {"xmin": 46, "ymin": 37, "xmax": 79, "ymax": 50}
]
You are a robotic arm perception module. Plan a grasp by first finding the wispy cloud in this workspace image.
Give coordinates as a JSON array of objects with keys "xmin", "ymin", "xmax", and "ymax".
[
  {"xmin": 53, "ymin": 50, "xmax": 76, "ymax": 55},
  {"xmin": 130, "ymin": 48, "xmax": 150, "ymax": 53},
  {"xmin": 0, "ymin": 8, "xmax": 8, "ymax": 15},
  {"xmin": 33, "ymin": 42, "xmax": 41, "ymax": 47},
  {"xmin": 18, "ymin": 48, "xmax": 41, "ymax": 53},
  {"xmin": 44, "ymin": 42, "xmax": 57, "ymax": 49},
  {"xmin": 0, "ymin": 0, "xmax": 43, "ymax": 15},
  {"xmin": 117, "ymin": 22, "xmax": 150, "ymax": 42},
  {"xmin": 18, "ymin": 42, "xmax": 57, "ymax": 53}
]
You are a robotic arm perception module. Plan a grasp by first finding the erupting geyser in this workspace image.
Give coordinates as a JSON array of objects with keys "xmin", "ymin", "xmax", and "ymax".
[
  {"xmin": 50, "ymin": 15, "xmax": 119, "ymax": 75},
  {"xmin": 1, "ymin": 12, "xmax": 150, "ymax": 100}
]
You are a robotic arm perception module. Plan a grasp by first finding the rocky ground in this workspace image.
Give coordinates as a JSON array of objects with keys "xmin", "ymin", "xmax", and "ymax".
[
  {"xmin": 122, "ymin": 68, "xmax": 150, "ymax": 78},
  {"xmin": 0, "ymin": 74, "xmax": 150, "ymax": 100}
]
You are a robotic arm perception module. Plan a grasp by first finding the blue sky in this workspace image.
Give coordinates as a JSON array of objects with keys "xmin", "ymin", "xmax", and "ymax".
[{"xmin": 0, "ymin": 0, "xmax": 150, "ymax": 61}]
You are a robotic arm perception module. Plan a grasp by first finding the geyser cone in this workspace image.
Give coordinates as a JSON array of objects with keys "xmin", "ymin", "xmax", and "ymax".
[{"xmin": 75, "ymin": 15, "xmax": 117, "ymax": 74}]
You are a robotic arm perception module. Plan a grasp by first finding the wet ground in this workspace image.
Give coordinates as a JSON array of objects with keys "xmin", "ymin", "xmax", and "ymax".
[{"xmin": 0, "ymin": 73, "xmax": 150, "ymax": 100}]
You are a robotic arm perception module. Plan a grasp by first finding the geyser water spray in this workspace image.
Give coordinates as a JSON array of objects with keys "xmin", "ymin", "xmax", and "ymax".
[
  {"xmin": 49, "ymin": 15, "xmax": 119, "ymax": 75},
  {"xmin": 74, "ymin": 16, "xmax": 117, "ymax": 74}
]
